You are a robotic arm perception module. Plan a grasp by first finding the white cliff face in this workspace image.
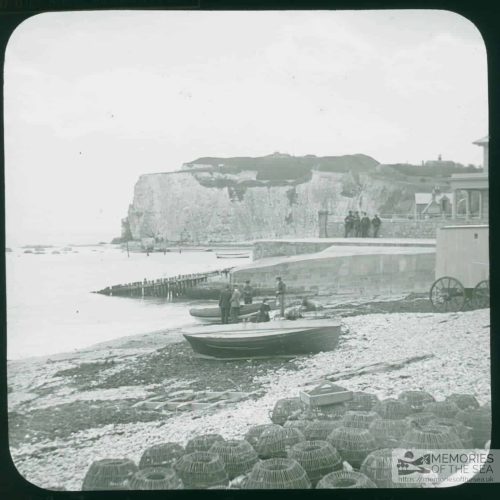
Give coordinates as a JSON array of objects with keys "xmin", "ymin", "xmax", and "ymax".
[{"xmin": 126, "ymin": 169, "xmax": 420, "ymax": 243}]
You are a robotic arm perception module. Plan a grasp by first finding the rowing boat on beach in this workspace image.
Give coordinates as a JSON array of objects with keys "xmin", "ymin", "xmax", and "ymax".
[
  {"xmin": 189, "ymin": 301, "xmax": 277, "ymax": 323},
  {"xmin": 182, "ymin": 319, "xmax": 342, "ymax": 359},
  {"xmin": 215, "ymin": 252, "xmax": 251, "ymax": 259}
]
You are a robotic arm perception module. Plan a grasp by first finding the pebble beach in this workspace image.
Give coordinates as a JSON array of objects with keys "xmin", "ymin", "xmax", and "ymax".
[{"xmin": 7, "ymin": 307, "xmax": 491, "ymax": 490}]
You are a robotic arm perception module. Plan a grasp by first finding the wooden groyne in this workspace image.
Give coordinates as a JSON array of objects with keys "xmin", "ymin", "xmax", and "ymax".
[{"xmin": 93, "ymin": 268, "xmax": 233, "ymax": 299}]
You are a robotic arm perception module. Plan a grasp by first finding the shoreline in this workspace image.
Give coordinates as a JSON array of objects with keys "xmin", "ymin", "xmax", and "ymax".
[{"xmin": 7, "ymin": 307, "xmax": 491, "ymax": 490}]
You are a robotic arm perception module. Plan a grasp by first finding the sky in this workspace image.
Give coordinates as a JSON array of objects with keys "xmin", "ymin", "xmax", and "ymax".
[{"xmin": 4, "ymin": 10, "xmax": 488, "ymax": 246}]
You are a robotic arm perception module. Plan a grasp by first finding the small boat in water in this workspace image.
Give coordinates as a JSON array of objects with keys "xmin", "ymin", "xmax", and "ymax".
[
  {"xmin": 189, "ymin": 301, "xmax": 277, "ymax": 324},
  {"xmin": 215, "ymin": 252, "xmax": 250, "ymax": 259},
  {"xmin": 182, "ymin": 319, "xmax": 342, "ymax": 359}
]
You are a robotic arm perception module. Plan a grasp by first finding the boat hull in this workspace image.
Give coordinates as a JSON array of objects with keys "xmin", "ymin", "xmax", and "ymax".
[
  {"xmin": 182, "ymin": 320, "xmax": 341, "ymax": 359},
  {"xmin": 189, "ymin": 301, "xmax": 276, "ymax": 323}
]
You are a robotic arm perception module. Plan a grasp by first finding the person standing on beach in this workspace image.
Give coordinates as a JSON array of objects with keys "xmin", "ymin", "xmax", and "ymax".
[
  {"xmin": 276, "ymin": 277, "xmax": 286, "ymax": 318},
  {"xmin": 372, "ymin": 214, "xmax": 382, "ymax": 238},
  {"xmin": 230, "ymin": 285, "xmax": 242, "ymax": 323},
  {"xmin": 242, "ymin": 280, "xmax": 254, "ymax": 304},
  {"xmin": 218, "ymin": 285, "xmax": 232, "ymax": 324}
]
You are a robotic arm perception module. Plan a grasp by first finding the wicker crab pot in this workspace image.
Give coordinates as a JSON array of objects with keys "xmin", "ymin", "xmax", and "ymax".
[
  {"xmin": 345, "ymin": 392, "xmax": 380, "ymax": 412},
  {"xmin": 360, "ymin": 449, "xmax": 414, "ymax": 488},
  {"xmin": 342, "ymin": 411, "xmax": 381, "ymax": 430},
  {"xmin": 445, "ymin": 393, "xmax": 480, "ymax": 410},
  {"xmin": 299, "ymin": 403, "xmax": 347, "ymax": 421},
  {"xmin": 128, "ymin": 467, "xmax": 183, "ymax": 490},
  {"xmin": 428, "ymin": 418, "xmax": 474, "ymax": 448},
  {"xmin": 316, "ymin": 470, "xmax": 377, "ymax": 489},
  {"xmin": 82, "ymin": 458, "xmax": 138, "ymax": 490},
  {"xmin": 139, "ymin": 443, "xmax": 185, "ymax": 469},
  {"xmin": 406, "ymin": 412, "xmax": 436, "ymax": 429},
  {"xmin": 288, "ymin": 440, "xmax": 343, "ymax": 486},
  {"xmin": 271, "ymin": 397, "xmax": 304, "ymax": 425},
  {"xmin": 185, "ymin": 434, "xmax": 225, "ymax": 453},
  {"xmin": 304, "ymin": 420, "xmax": 342, "ymax": 441},
  {"xmin": 397, "ymin": 391, "xmax": 435, "ymax": 413},
  {"xmin": 173, "ymin": 451, "xmax": 228, "ymax": 489},
  {"xmin": 327, "ymin": 427, "xmax": 378, "ymax": 469},
  {"xmin": 209, "ymin": 439, "xmax": 259, "ymax": 479},
  {"xmin": 374, "ymin": 399, "xmax": 411, "ymax": 420},
  {"xmin": 244, "ymin": 458, "xmax": 311, "ymax": 489},
  {"xmin": 399, "ymin": 426, "xmax": 464, "ymax": 450},
  {"xmin": 368, "ymin": 418, "xmax": 410, "ymax": 449},
  {"xmin": 284, "ymin": 420, "xmax": 308, "ymax": 434},
  {"xmin": 424, "ymin": 401, "xmax": 460, "ymax": 419},
  {"xmin": 255, "ymin": 426, "xmax": 306, "ymax": 458},
  {"xmin": 244, "ymin": 424, "xmax": 281, "ymax": 449},
  {"xmin": 454, "ymin": 407, "xmax": 491, "ymax": 448}
]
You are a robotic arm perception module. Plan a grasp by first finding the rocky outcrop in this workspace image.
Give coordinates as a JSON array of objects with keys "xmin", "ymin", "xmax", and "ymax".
[{"xmin": 125, "ymin": 153, "xmax": 464, "ymax": 243}]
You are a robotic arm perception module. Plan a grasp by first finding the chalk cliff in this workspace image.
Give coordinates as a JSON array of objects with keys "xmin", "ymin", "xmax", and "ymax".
[{"xmin": 124, "ymin": 153, "xmax": 467, "ymax": 243}]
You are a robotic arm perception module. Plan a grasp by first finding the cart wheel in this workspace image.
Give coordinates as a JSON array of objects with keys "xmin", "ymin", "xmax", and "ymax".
[
  {"xmin": 472, "ymin": 280, "xmax": 490, "ymax": 309},
  {"xmin": 430, "ymin": 277, "xmax": 466, "ymax": 312}
]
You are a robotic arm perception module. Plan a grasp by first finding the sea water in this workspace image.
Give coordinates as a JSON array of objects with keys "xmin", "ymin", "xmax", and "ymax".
[{"xmin": 5, "ymin": 246, "xmax": 247, "ymax": 360}]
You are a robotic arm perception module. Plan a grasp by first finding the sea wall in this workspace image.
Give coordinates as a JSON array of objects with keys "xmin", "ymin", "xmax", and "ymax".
[
  {"xmin": 232, "ymin": 247, "xmax": 436, "ymax": 296},
  {"xmin": 253, "ymin": 238, "xmax": 435, "ymax": 260}
]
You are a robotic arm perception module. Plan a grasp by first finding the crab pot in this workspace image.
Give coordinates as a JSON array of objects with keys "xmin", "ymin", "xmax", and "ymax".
[
  {"xmin": 82, "ymin": 458, "xmax": 138, "ymax": 490},
  {"xmin": 139, "ymin": 443, "xmax": 185, "ymax": 469},
  {"xmin": 304, "ymin": 420, "xmax": 342, "ymax": 441},
  {"xmin": 173, "ymin": 451, "xmax": 228, "ymax": 489},
  {"xmin": 424, "ymin": 401, "xmax": 460, "ymax": 419},
  {"xmin": 397, "ymin": 391, "xmax": 435, "ymax": 412},
  {"xmin": 209, "ymin": 440, "xmax": 259, "ymax": 479},
  {"xmin": 345, "ymin": 392, "xmax": 380, "ymax": 412},
  {"xmin": 327, "ymin": 427, "xmax": 378, "ymax": 469},
  {"xmin": 128, "ymin": 467, "xmax": 184, "ymax": 490},
  {"xmin": 245, "ymin": 424, "xmax": 281, "ymax": 449},
  {"xmin": 288, "ymin": 440, "xmax": 343, "ymax": 486},
  {"xmin": 406, "ymin": 412, "xmax": 436, "ymax": 429},
  {"xmin": 428, "ymin": 418, "xmax": 474, "ymax": 448},
  {"xmin": 255, "ymin": 426, "xmax": 306, "ymax": 459},
  {"xmin": 445, "ymin": 393, "xmax": 480, "ymax": 410},
  {"xmin": 368, "ymin": 418, "xmax": 410, "ymax": 449},
  {"xmin": 271, "ymin": 398, "xmax": 304, "ymax": 425},
  {"xmin": 454, "ymin": 408, "xmax": 491, "ymax": 448},
  {"xmin": 399, "ymin": 426, "xmax": 464, "ymax": 450},
  {"xmin": 185, "ymin": 434, "xmax": 225, "ymax": 453},
  {"xmin": 342, "ymin": 411, "xmax": 381, "ymax": 430},
  {"xmin": 360, "ymin": 449, "xmax": 413, "ymax": 488},
  {"xmin": 299, "ymin": 403, "xmax": 348, "ymax": 421},
  {"xmin": 374, "ymin": 399, "xmax": 411, "ymax": 420},
  {"xmin": 244, "ymin": 458, "xmax": 311, "ymax": 489},
  {"xmin": 284, "ymin": 420, "xmax": 309, "ymax": 434},
  {"xmin": 316, "ymin": 470, "xmax": 377, "ymax": 489}
]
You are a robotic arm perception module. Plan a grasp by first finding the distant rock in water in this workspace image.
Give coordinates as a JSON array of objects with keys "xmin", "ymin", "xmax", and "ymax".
[{"xmin": 124, "ymin": 153, "xmax": 471, "ymax": 243}]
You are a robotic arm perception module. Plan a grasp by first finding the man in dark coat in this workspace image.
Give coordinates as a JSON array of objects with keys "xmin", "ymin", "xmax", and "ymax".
[
  {"xmin": 242, "ymin": 280, "xmax": 253, "ymax": 304},
  {"xmin": 361, "ymin": 212, "xmax": 371, "ymax": 237},
  {"xmin": 344, "ymin": 211, "xmax": 353, "ymax": 237},
  {"xmin": 276, "ymin": 276, "xmax": 286, "ymax": 318},
  {"xmin": 353, "ymin": 212, "xmax": 361, "ymax": 237},
  {"xmin": 218, "ymin": 285, "xmax": 232, "ymax": 324},
  {"xmin": 372, "ymin": 214, "xmax": 382, "ymax": 238}
]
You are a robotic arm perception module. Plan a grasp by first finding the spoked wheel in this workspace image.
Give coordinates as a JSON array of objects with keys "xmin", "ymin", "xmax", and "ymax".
[
  {"xmin": 430, "ymin": 276, "xmax": 466, "ymax": 312},
  {"xmin": 472, "ymin": 280, "xmax": 490, "ymax": 309}
]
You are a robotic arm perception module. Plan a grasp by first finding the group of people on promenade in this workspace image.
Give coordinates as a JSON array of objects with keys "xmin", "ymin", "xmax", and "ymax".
[
  {"xmin": 218, "ymin": 277, "xmax": 286, "ymax": 324},
  {"xmin": 344, "ymin": 211, "xmax": 381, "ymax": 238}
]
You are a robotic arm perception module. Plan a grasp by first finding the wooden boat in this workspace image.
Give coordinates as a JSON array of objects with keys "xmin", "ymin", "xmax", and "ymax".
[
  {"xmin": 182, "ymin": 319, "xmax": 342, "ymax": 359},
  {"xmin": 189, "ymin": 301, "xmax": 277, "ymax": 324},
  {"xmin": 215, "ymin": 252, "xmax": 250, "ymax": 259}
]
